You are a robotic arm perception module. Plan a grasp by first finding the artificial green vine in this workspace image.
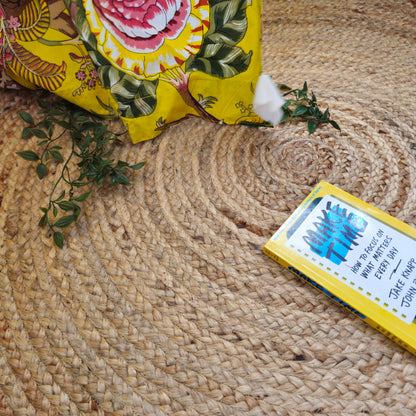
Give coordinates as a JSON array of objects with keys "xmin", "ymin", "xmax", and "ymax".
[
  {"xmin": 279, "ymin": 82, "xmax": 340, "ymax": 134},
  {"xmin": 16, "ymin": 82, "xmax": 338, "ymax": 248},
  {"xmin": 16, "ymin": 96, "xmax": 145, "ymax": 248}
]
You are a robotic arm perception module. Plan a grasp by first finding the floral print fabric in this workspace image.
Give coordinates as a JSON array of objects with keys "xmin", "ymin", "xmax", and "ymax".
[
  {"xmin": 1, "ymin": 0, "xmax": 265, "ymax": 143},
  {"xmin": 86, "ymin": 0, "xmax": 210, "ymax": 79},
  {"xmin": 0, "ymin": 0, "xmax": 118, "ymax": 114}
]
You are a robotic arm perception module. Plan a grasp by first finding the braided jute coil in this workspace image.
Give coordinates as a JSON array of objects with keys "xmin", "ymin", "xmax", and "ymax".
[{"xmin": 2, "ymin": 0, "xmax": 416, "ymax": 414}]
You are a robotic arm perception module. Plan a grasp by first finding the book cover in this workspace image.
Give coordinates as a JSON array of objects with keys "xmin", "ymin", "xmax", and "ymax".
[{"xmin": 264, "ymin": 180, "xmax": 416, "ymax": 355}]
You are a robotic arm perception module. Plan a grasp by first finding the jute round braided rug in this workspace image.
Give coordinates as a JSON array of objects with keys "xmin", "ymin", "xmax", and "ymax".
[{"xmin": 2, "ymin": 0, "xmax": 416, "ymax": 414}]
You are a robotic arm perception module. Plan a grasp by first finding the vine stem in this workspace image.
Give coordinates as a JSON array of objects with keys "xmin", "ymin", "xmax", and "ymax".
[
  {"xmin": 39, "ymin": 128, "xmax": 66, "ymax": 161},
  {"xmin": 45, "ymin": 131, "xmax": 76, "ymax": 232}
]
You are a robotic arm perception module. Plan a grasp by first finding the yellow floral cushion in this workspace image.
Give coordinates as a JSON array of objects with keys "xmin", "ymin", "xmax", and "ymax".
[
  {"xmin": 0, "ymin": 0, "xmax": 118, "ymax": 117},
  {"xmin": 1, "ymin": 0, "xmax": 265, "ymax": 143}
]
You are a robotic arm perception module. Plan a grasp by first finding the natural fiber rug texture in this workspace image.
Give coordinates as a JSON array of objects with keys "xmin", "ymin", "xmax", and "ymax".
[{"xmin": 2, "ymin": 0, "xmax": 416, "ymax": 415}]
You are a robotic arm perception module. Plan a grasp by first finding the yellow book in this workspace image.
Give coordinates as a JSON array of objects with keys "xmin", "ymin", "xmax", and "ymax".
[{"xmin": 264, "ymin": 181, "xmax": 416, "ymax": 355}]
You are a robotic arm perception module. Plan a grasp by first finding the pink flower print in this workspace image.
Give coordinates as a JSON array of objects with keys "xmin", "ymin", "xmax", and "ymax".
[
  {"xmin": 76, "ymin": 70, "xmax": 87, "ymax": 80},
  {"xmin": 7, "ymin": 16, "xmax": 21, "ymax": 31},
  {"xmin": 87, "ymin": 78, "xmax": 96, "ymax": 88},
  {"xmin": 89, "ymin": 69, "xmax": 99, "ymax": 79},
  {"xmin": 93, "ymin": 0, "xmax": 191, "ymax": 53},
  {"xmin": 84, "ymin": 0, "xmax": 210, "ymax": 78}
]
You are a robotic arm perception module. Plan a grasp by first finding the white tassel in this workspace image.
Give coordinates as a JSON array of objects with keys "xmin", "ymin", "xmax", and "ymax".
[{"xmin": 253, "ymin": 74, "xmax": 286, "ymax": 126}]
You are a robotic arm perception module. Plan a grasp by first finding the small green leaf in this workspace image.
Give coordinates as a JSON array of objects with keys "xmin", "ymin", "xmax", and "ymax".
[
  {"xmin": 298, "ymin": 90, "xmax": 307, "ymax": 99},
  {"xmin": 113, "ymin": 173, "xmax": 131, "ymax": 185},
  {"xmin": 280, "ymin": 112, "xmax": 290, "ymax": 123},
  {"xmin": 16, "ymin": 150, "xmax": 40, "ymax": 161},
  {"xmin": 54, "ymin": 215, "xmax": 76, "ymax": 228},
  {"xmin": 18, "ymin": 111, "xmax": 34, "ymax": 125},
  {"xmin": 39, "ymin": 119, "xmax": 51, "ymax": 131},
  {"xmin": 48, "ymin": 109, "xmax": 65, "ymax": 116},
  {"xmin": 53, "ymin": 205, "xmax": 58, "ymax": 217},
  {"xmin": 56, "ymin": 191, "xmax": 65, "ymax": 202},
  {"xmin": 102, "ymin": 148, "xmax": 115, "ymax": 159},
  {"xmin": 74, "ymin": 191, "xmax": 92, "ymax": 202},
  {"xmin": 70, "ymin": 130, "xmax": 83, "ymax": 141},
  {"xmin": 31, "ymin": 128, "xmax": 48, "ymax": 139},
  {"xmin": 330, "ymin": 120, "xmax": 341, "ymax": 130},
  {"xmin": 130, "ymin": 161, "xmax": 146, "ymax": 170},
  {"xmin": 53, "ymin": 231, "xmax": 64, "ymax": 249},
  {"xmin": 40, "ymin": 207, "xmax": 48, "ymax": 214},
  {"xmin": 307, "ymin": 119, "xmax": 317, "ymax": 134},
  {"xmin": 39, "ymin": 214, "xmax": 48, "ymax": 228},
  {"xmin": 117, "ymin": 166, "xmax": 128, "ymax": 174},
  {"xmin": 93, "ymin": 123, "xmax": 107, "ymax": 138},
  {"xmin": 79, "ymin": 121, "xmax": 96, "ymax": 133},
  {"xmin": 22, "ymin": 127, "xmax": 34, "ymax": 139},
  {"xmin": 50, "ymin": 150, "xmax": 64, "ymax": 162},
  {"xmin": 73, "ymin": 204, "xmax": 81, "ymax": 219},
  {"xmin": 36, "ymin": 163, "xmax": 47, "ymax": 179},
  {"xmin": 37, "ymin": 99, "xmax": 49, "ymax": 110},
  {"xmin": 57, "ymin": 201, "xmax": 76, "ymax": 211},
  {"xmin": 292, "ymin": 105, "xmax": 308, "ymax": 117},
  {"xmin": 75, "ymin": 115, "xmax": 90, "ymax": 123},
  {"xmin": 309, "ymin": 107, "xmax": 321, "ymax": 118},
  {"xmin": 55, "ymin": 120, "xmax": 71, "ymax": 129}
]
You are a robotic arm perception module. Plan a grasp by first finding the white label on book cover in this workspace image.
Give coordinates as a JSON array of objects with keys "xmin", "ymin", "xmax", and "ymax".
[{"xmin": 282, "ymin": 195, "xmax": 416, "ymax": 324}]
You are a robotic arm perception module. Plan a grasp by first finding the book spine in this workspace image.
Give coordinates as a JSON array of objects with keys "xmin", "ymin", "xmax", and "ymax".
[
  {"xmin": 263, "ymin": 245, "xmax": 416, "ymax": 356},
  {"xmin": 263, "ymin": 245, "xmax": 283, "ymax": 266}
]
